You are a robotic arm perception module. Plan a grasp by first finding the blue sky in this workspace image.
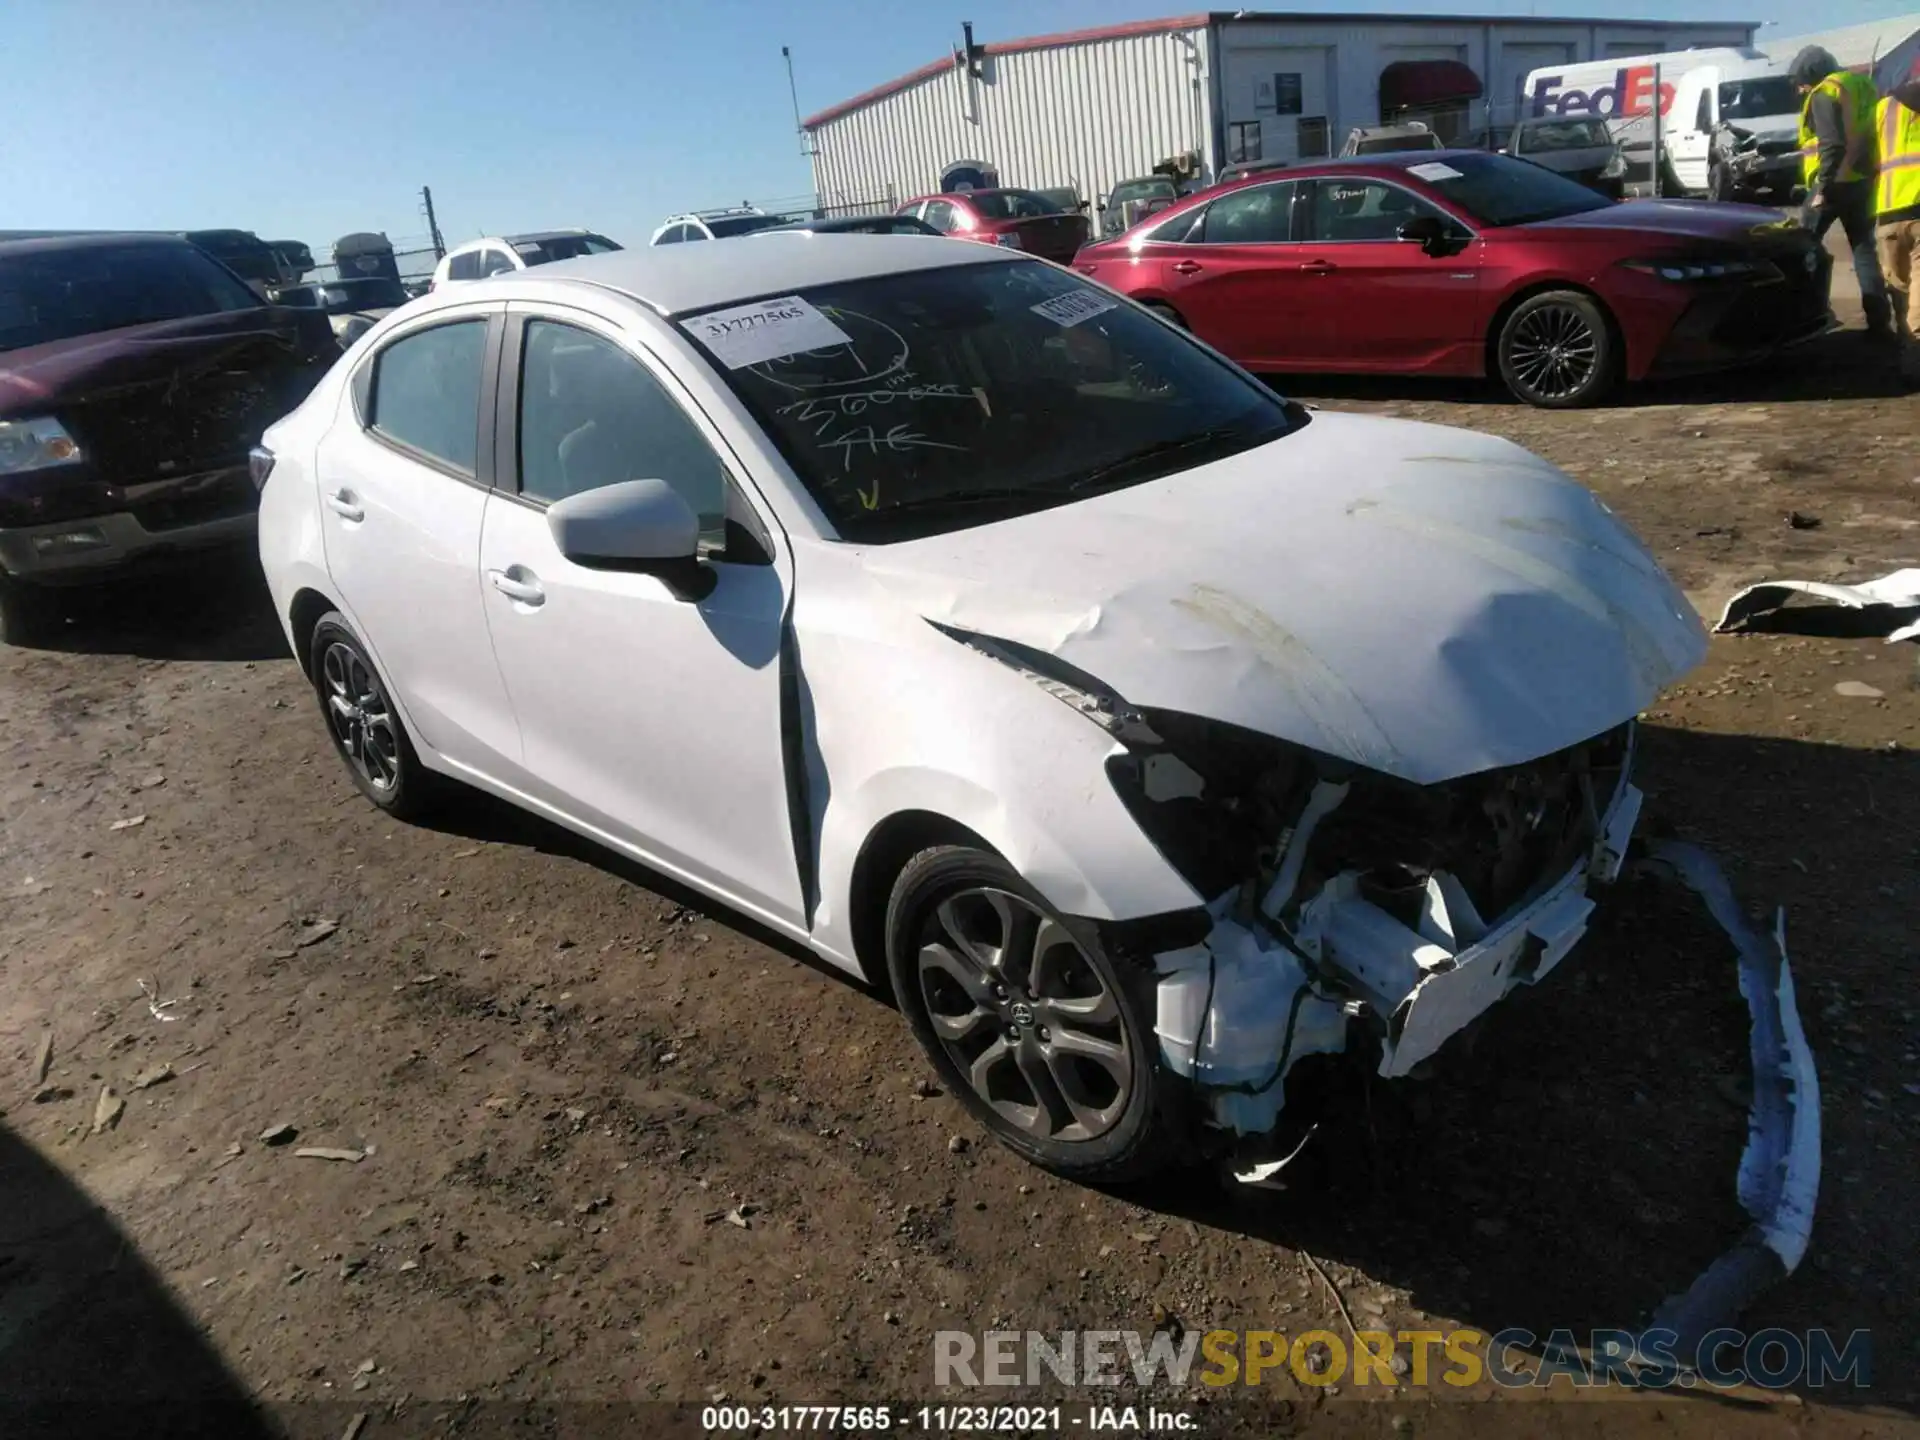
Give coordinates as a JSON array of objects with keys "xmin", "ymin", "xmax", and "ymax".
[{"xmin": 11, "ymin": 0, "xmax": 1900, "ymax": 256}]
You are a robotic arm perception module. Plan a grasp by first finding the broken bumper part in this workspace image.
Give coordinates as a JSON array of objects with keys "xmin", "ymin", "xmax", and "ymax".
[
  {"xmin": 1641, "ymin": 839, "xmax": 1821, "ymax": 1358},
  {"xmin": 1160, "ymin": 781, "xmax": 1646, "ymax": 1135}
]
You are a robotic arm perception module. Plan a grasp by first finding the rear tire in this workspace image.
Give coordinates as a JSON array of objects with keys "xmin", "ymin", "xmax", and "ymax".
[
  {"xmin": 308, "ymin": 612, "xmax": 438, "ymax": 820},
  {"xmin": 884, "ymin": 844, "xmax": 1189, "ymax": 1181},
  {"xmin": 1495, "ymin": 290, "xmax": 1618, "ymax": 409}
]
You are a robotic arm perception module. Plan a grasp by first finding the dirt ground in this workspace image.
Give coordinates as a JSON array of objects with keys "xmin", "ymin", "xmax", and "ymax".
[{"xmin": 2, "ymin": 287, "xmax": 1918, "ymax": 1438}]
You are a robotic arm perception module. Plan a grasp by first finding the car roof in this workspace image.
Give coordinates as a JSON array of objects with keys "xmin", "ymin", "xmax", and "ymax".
[
  {"xmin": 503, "ymin": 229, "xmax": 603, "ymax": 244},
  {"xmin": 412, "ymin": 233, "xmax": 1013, "ymax": 318},
  {"xmin": 0, "ymin": 231, "xmax": 200, "ymax": 257}
]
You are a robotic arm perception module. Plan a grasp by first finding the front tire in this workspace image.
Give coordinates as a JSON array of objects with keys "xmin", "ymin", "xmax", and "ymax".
[
  {"xmin": 0, "ymin": 577, "xmax": 56, "ymax": 648},
  {"xmin": 308, "ymin": 612, "xmax": 437, "ymax": 820},
  {"xmin": 1496, "ymin": 290, "xmax": 1618, "ymax": 408},
  {"xmin": 1707, "ymin": 162, "xmax": 1734, "ymax": 204},
  {"xmin": 884, "ymin": 845, "xmax": 1188, "ymax": 1181}
]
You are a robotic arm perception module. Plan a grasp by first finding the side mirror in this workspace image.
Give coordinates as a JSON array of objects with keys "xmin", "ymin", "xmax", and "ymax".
[
  {"xmin": 1396, "ymin": 214, "xmax": 1450, "ymax": 253},
  {"xmin": 547, "ymin": 478, "xmax": 714, "ymax": 601}
]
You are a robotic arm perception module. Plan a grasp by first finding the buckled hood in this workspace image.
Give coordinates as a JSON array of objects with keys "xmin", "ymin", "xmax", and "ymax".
[{"xmin": 858, "ymin": 412, "xmax": 1707, "ymax": 785}]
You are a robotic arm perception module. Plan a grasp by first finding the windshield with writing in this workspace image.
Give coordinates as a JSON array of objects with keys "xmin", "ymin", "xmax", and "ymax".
[
  {"xmin": 1403, "ymin": 151, "xmax": 1611, "ymax": 225},
  {"xmin": 684, "ymin": 260, "xmax": 1299, "ymax": 542}
]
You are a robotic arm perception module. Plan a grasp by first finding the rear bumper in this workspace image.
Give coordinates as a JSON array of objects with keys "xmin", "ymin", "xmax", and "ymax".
[{"xmin": 0, "ymin": 466, "xmax": 258, "ymax": 584}]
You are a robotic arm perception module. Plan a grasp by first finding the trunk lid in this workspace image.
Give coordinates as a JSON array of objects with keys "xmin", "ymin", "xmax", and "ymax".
[{"xmin": 1003, "ymin": 214, "xmax": 1091, "ymax": 263}]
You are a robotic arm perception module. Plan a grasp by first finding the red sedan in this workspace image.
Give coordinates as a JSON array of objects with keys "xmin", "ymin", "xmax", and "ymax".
[
  {"xmin": 1072, "ymin": 151, "xmax": 1832, "ymax": 407},
  {"xmin": 897, "ymin": 188, "xmax": 1090, "ymax": 265}
]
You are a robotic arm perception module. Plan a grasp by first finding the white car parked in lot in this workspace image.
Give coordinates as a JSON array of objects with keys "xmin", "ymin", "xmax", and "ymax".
[
  {"xmin": 430, "ymin": 230, "xmax": 622, "ymax": 289},
  {"xmin": 254, "ymin": 237, "xmax": 1707, "ymax": 1179}
]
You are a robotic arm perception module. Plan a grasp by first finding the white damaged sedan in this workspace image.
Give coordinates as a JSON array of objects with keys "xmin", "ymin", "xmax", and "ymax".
[{"xmin": 255, "ymin": 235, "xmax": 1714, "ymax": 1181}]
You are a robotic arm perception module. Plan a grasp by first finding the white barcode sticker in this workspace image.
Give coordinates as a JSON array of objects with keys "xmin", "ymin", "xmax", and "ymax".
[
  {"xmin": 681, "ymin": 296, "xmax": 853, "ymax": 369},
  {"xmin": 1407, "ymin": 162, "xmax": 1464, "ymax": 182},
  {"xmin": 1031, "ymin": 290, "xmax": 1118, "ymax": 328}
]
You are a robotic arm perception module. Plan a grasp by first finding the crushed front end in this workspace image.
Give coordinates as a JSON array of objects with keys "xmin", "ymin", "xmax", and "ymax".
[{"xmin": 1103, "ymin": 712, "xmax": 1641, "ymax": 1137}]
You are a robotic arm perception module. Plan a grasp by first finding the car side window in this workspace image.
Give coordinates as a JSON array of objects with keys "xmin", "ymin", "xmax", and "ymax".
[
  {"xmin": 1303, "ymin": 179, "xmax": 1447, "ymax": 242},
  {"xmin": 921, "ymin": 200, "xmax": 958, "ymax": 233},
  {"xmin": 1695, "ymin": 90, "xmax": 1712, "ymax": 133},
  {"xmin": 448, "ymin": 251, "xmax": 481, "ymax": 281},
  {"xmin": 682, "ymin": 224, "xmax": 709, "ymax": 242},
  {"xmin": 656, "ymin": 226, "xmax": 682, "ymax": 245},
  {"xmin": 1197, "ymin": 182, "xmax": 1297, "ymax": 244},
  {"xmin": 479, "ymin": 248, "xmax": 517, "ymax": 277},
  {"xmin": 368, "ymin": 320, "xmax": 489, "ymax": 474},
  {"xmin": 516, "ymin": 321, "xmax": 729, "ymax": 542}
]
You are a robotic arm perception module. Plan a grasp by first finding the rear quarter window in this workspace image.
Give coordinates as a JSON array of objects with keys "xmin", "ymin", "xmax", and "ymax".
[{"xmin": 367, "ymin": 320, "xmax": 489, "ymax": 475}]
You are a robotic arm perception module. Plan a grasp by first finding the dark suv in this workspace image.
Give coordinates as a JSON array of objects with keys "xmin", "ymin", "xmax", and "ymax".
[{"xmin": 0, "ymin": 233, "xmax": 337, "ymax": 642}]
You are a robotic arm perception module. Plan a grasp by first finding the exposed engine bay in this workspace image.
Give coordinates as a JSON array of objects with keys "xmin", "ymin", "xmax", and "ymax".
[{"xmin": 1101, "ymin": 704, "xmax": 1640, "ymax": 1137}]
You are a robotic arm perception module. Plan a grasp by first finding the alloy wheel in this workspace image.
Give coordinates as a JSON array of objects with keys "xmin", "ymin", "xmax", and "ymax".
[
  {"xmin": 915, "ymin": 887, "xmax": 1132, "ymax": 1143},
  {"xmin": 321, "ymin": 641, "xmax": 401, "ymax": 794},
  {"xmin": 1507, "ymin": 303, "xmax": 1600, "ymax": 402}
]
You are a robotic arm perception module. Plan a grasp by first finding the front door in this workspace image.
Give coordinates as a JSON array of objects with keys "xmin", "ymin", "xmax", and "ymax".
[
  {"xmin": 1292, "ymin": 177, "xmax": 1482, "ymax": 373},
  {"xmin": 476, "ymin": 306, "xmax": 805, "ymax": 931},
  {"xmin": 1154, "ymin": 178, "xmax": 1312, "ymax": 367},
  {"xmin": 315, "ymin": 305, "xmax": 526, "ymax": 780}
]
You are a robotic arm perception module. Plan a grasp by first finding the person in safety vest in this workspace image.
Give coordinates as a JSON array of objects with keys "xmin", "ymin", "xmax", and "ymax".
[
  {"xmin": 1875, "ymin": 58, "xmax": 1920, "ymax": 386},
  {"xmin": 1792, "ymin": 45, "xmax": 1893, "ymax": 341}
]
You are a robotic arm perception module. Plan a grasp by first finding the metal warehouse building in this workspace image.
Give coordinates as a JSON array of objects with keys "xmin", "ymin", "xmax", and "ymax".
[{"xmin": 801, "ymin": 10, "xmax": 1754, "ymax": 212}]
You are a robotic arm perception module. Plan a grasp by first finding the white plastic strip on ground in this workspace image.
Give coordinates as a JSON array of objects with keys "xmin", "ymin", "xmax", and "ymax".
[
  {"xmin": 1639, "ymin": 839, "xmax": 1822, "ymax": 1359},
  {"xmin": 1715, "ymin": 568, "xmax": 1920, "ymax": 644}
]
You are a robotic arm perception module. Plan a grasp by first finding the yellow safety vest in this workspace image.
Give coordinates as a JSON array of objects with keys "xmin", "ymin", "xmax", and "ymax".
[
  {"xmin": 1878, "ymin": 94, "xmax": 1920, "ymax": 218},
  {"xmin": 1798, "ymin": 70, "xmax": 1879, "ymax": 185}
]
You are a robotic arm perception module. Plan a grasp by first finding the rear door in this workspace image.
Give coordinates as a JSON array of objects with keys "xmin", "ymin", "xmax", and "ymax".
[
  {"xmin": 315, "ymin": 303, "xmax": 527, "ymax": 781},
  {"xmin": 1155, "ymin": 179, "xmax": 1310, "ymax": 367},
  {"xmin": 1292, "ymin": 176, "xmax": 1482, "ymax": 372}
]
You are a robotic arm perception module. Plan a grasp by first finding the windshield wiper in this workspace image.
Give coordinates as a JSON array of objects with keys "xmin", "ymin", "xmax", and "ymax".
[{"xmin": 1060, "ymin": 423, "xmax": 1274, "ymax": 493}]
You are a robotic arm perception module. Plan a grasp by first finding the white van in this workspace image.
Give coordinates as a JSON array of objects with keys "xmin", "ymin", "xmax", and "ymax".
[{"xmin": 1520, "ymin": 47, "xmax": 1801, "ymax": 203}]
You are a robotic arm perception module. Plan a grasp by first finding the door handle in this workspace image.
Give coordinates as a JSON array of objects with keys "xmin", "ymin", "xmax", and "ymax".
[
  {"xmin": 1171, "ymin": 260, "xmax": 1202, "ymax": 275},
  {"xmin": 487, "ymin": 569, "xmax": 546, "ymax": 606},
  {"xmin": 1298, "ymin": 259, "xmax": 1337, "ymax": 274},
  {"xmin": 324, "ymin": 489, "xmax": 364, "ymax": 522}
]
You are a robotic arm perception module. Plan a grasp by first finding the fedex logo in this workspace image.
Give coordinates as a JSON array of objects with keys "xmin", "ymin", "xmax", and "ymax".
[{"xmin": 1528, "ymin": 65, "xmax": 1676, "ymax": 119}]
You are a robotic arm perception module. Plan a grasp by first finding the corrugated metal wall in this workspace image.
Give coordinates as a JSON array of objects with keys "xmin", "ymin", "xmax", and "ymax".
[{"xmin": 807, "ymin": 27, "xmax": 1212, "ymax": 211}]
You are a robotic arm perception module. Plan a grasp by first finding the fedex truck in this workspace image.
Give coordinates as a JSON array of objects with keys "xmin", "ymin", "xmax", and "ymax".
[{"xmin": 1520, "ymin": 47, "xmax": 1802, "ymax": 203}]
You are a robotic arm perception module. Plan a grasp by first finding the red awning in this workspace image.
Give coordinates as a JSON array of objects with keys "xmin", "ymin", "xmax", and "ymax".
[{"xmin": 1379, "ymin": 59, "xmax": 1483, "ymax": 114}]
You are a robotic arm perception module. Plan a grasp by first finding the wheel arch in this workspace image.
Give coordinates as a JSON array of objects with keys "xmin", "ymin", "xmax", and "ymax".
[
  {"xmin": 846, "ymin": 809, "xmax": 998, "ymax": 992},
  {"xmin": 1483, "ymin": 279, "xmax": 1627, "ymax": 382},
  {"xmin": 287, "ymin": 586, "xmax": 338, "ymax": 680}
]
